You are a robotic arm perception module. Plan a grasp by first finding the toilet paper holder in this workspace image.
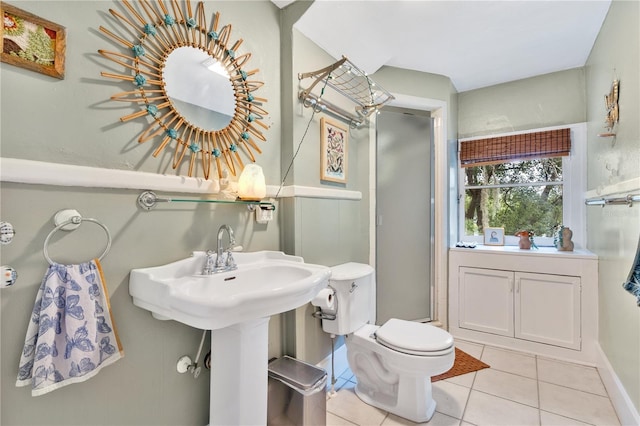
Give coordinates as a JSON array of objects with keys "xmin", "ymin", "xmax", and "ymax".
[
  {"xmin": 311, "ymin": 288, "xmax": 337, "ymax": 320},
  {"xmin": 311, "ymin": 309, "xmax": 336, "ymax": 321}
]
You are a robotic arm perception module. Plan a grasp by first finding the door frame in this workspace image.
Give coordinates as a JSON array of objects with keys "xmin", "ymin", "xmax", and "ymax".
[{"xmin": 369, "ymin": 94, "xmax": 448, "ymax": 328}]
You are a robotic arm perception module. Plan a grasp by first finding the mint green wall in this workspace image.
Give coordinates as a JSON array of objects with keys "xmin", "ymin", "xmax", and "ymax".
[
  {"xmin": 1, "ymin": 2, "xmax": 281, "ymax": 425},
  {"xmin": 279, "ymin": 26, "xmax": 372, "ymax": 363},
  {"xmin": 372, "ymin": 65, "xmax": 458, "ymax": 140},
  {"xmin": 457, "ymin": 68, "xmax": 586, "ymax": 138},
  {"xmin": 585, "ymin": 0, "xmax": 640, "ymax": 414}
]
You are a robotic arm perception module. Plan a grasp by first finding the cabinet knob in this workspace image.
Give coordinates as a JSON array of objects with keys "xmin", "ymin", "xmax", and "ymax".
[
  {"xmin": 0, "ymin": 221, "xmax": 15, "ymax": 245},
  {"xmin": 1, "ymin": 266, "xmax": 17, "ymax": 287}
]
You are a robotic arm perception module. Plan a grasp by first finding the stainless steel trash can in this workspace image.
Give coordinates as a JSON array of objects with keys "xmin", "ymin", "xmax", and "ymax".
[{"xmin": 267, "ymin": 356, "xmax": 327, "ymax": 426}]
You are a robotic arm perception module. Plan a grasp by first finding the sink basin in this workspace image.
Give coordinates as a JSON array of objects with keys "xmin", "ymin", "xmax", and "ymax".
[
  {"xmin": 130, "ymin": 250, "xmax": 331, "ymax": 425},
  {"xmin": 129, "ymin": 250, "xmax": 331, "ymax": 330}
]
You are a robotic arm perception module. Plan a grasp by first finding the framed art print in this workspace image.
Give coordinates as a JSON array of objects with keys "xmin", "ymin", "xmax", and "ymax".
[
  {"xmin": 484, "ymin": 227, "xmax": 505, "ymax": 246},
  {"xmin": 1, "ymin": 2, "xmax": 66, "ymax": 79},
  {"xmin": 320, "ymin": 117, "xmax": 348, "ymax": 183}
]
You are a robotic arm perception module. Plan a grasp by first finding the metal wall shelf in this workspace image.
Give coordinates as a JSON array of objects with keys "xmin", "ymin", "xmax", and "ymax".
[{"xmin": 298, "ymin": 56, "xmax": 394, "ymax": 126}]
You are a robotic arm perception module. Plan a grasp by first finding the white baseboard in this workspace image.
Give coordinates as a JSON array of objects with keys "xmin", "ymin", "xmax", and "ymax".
[
  {"xmin": 596, "ymin": 343, "xmax": 640, "ymax": 426},
  {"xmin": 316, "ymin": 343, "xmax": 349, "ymax": 387}
]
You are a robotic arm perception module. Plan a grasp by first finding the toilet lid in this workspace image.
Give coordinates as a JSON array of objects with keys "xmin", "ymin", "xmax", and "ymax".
[{"xmin": 375, "ymin": 318, "xmax": 454, "ymax": 356}]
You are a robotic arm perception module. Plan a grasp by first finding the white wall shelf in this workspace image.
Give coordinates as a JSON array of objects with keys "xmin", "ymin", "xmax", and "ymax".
[{"xmin": 0, "ymin": 157, "xmax": 362, "ymax": 201}]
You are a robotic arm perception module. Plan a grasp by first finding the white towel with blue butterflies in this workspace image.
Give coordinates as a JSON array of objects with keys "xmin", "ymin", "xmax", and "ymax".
[
  {"xmin": 623, "ymin": 233, "xmax": 640, "ymax": 306},
  {"xmin": 16, "ymin": 259, "xmax": 123, "ymax": 396}
]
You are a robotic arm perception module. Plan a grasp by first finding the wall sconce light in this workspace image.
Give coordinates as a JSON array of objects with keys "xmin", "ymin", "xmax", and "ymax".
[{"xmin": 237, "ymin": 164, "xmax": 266, "ymax": 201}]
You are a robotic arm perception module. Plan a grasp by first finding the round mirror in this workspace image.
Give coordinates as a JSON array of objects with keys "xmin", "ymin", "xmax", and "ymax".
[
  {"xmin": 98, "ymin": 2, "xmax": 268, "ymax": 180},
  {"xmin": 163, "ymin": 47, "xmax": 235, "ymax": 131}
]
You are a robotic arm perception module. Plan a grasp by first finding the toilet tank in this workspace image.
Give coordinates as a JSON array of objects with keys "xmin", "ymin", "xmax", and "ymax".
[{"xmin": 322, "ymin": 262, "xmax": 375, "ymax": 336}]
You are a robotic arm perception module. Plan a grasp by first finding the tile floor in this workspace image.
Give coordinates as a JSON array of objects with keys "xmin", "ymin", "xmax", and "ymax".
[{"xmin": 325, "ymin": 340, "xmax": 621, "ymax": 426}]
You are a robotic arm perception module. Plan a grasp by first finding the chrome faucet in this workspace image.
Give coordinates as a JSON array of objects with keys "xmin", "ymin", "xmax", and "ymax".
[{"xmin": 202, "ymin": 224, "xmax": 238, "ymax": 274}]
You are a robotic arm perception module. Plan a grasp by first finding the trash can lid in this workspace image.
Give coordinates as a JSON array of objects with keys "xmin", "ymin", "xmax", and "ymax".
[{"xmin": 268, "ymin": 356, "xmax": 327, "ymax": 392}]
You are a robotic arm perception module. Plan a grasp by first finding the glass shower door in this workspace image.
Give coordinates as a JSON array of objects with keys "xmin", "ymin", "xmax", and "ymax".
[{"xmin": 376, "ymin": 107, "xmax": 434, "ymax": 324}]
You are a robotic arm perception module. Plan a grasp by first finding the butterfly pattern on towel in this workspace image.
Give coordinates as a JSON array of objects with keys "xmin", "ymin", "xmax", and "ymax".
[
  {"xmin": 38, "ymin": 312, "xmax": 62, "ymax": 336},
  {"xmin": 49, "ymin": 263, "xmax": 82, "ymax": 291},
  {"xmin": 69, "ymin": 358, "xmax": 96, "ymax": 377},
  {"xmin": 35, "ymin": 342, "xmax": 58, "ymax": 361},
  {"xmin": 64, "ymin": 323, "xmax": 95, "ymax": 359},
  {"xmin": 16, "ymin": 260, "xmax": 123, "ymax": 396},
  {"xmin": 33, "ymin": 365, "xmax": 64, "ymax": 388},
  {"xmin": 99, "ymin": 337, "xmax": 117, "ymax": 363}
]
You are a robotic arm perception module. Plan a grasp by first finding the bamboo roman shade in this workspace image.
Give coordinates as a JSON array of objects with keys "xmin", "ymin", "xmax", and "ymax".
[{"xmin": 459, "ymin": 128, "xmax": 571, "ymax": 167}]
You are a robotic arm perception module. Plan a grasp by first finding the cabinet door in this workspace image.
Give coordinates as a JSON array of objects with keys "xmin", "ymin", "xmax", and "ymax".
[
  {"xmin": 515, "ymin": 272, "xmax": 581, "ymax": 350},
  {"xmin": 459, "ymin": 267, "xmax": 514, "ymax": 337}
]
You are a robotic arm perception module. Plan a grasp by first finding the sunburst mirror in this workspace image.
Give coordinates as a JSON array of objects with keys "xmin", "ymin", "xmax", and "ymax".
[{"xmin": 99, "ymin": 0, "xmax": 268, "ymax": 179}]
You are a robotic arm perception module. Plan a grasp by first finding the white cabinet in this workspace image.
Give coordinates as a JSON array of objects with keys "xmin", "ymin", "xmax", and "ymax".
[
  {"xmin": 459, "ymin": 268, "xmax": 514, "ymax": 337},
  {"xmin": 515, "ymin": 272, "xmax": 580, "ymax": 349},
  {"xmin": 459, "ymin": 267, "xmax": 581, "ymax": 350},
  {"xmin": 449, "ymin": 247, "xmax": 597, "ymax": 363}
]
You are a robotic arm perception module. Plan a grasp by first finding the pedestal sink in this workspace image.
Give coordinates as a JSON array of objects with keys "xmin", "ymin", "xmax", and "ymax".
[{"xmin": 129, "ymin": 251, "xmax": 331, "ymax": 425}]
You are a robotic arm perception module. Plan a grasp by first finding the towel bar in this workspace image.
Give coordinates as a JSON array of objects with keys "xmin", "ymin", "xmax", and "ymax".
[
  {"xmin": 585, "ymin": 193, "xmax": 639, "ymax": 207},
  {"xmin": 43, "ymin": 209, "xmax": 112, "ymax": 264}
]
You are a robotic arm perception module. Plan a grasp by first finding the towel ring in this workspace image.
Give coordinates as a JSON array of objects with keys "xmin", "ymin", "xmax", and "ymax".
[{"xmin": 43, "ymin": 210, "xmax": 112, "ymax": 265}]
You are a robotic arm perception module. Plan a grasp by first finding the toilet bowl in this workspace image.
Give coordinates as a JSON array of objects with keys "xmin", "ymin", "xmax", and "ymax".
[
  {"xmin": 313, "ymin": 263, "xmax": 455, "ymax": 423},
  {"xmin": 347, "ymin": 321, "xmax": 454, "ymax": 422}
]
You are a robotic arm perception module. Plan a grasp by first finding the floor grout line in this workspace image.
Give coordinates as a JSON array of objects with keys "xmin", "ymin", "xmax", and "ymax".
[{"xmin": 458, "ymin": 342, "xmax": 485, "ymax": 424}]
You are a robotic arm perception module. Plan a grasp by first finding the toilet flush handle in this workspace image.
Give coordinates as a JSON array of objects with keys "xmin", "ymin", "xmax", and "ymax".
[{"xmin": 349, "ymin": 282, "xmax": 358, "ymax": 293}]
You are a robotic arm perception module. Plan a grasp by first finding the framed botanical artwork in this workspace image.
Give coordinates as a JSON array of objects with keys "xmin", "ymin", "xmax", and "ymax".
[
  {"xmin": 484, "ymin": 227, "xmax": 505, "ymax": 246},
  {"xmin": 1, "ymin": 2, "xmax": 66, "ymax": 79},
  {"xmin": 320, "ymin": 117, "xmax": 348, "ymax": 183}
]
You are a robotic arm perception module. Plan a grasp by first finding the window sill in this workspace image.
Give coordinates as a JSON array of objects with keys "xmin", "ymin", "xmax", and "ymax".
[{"xmin": 450, "ymin": 244, "xmax": 596, "ymax": 259}]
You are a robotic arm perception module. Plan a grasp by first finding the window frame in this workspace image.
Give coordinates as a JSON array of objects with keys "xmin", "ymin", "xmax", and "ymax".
[{"xmin": 456, "ymin": 123, "xmax": 587, "ymax": 248}]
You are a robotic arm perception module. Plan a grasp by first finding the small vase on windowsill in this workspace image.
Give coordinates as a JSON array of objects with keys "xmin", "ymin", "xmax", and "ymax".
[
  {"xmin": 555, "ymin": 226, "xmax": 574, "ymax": 251},
  {"xmin": 515, "ymin": 230, "xmax": 538, "ymax": 250}
]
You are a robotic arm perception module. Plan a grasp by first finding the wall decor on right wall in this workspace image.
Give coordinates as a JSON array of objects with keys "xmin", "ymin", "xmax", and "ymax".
[{"xmin": 598, "ymin": 77, "xmax": 620, "ymax": 137}]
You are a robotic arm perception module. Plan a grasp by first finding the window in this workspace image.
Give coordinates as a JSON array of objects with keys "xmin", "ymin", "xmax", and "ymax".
[
  {"xmin": 464, "ymin": 158, "xmax": 563, "ymax": 241},
  {"xmin": 458, "ymin": 126, "xmax": 585, "ymax": 247}
]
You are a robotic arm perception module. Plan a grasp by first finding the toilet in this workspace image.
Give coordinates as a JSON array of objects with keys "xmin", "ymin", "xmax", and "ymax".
[{"xmin": 314, "ymin": 262, "xmax": 455, "ymax": 423}]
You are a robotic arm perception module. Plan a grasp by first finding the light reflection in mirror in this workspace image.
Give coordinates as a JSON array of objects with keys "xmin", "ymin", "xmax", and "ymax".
[{"xmin": 163, "ymin": 47, "xmax": 235, "ymax": 131}]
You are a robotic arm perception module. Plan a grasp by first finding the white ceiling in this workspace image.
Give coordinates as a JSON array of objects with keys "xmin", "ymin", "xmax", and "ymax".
[{"xmin": 273, "ymin": 0, "xmax": 612, "ymax": 92}]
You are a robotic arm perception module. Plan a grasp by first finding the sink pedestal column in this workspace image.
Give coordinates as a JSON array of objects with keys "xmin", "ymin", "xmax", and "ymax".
[{"xmin": 209, "ymin": 317, "xmax": 270, "ymax": 425}]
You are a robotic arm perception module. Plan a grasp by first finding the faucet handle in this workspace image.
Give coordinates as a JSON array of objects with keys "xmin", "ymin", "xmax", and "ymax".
[
  {"xmin": 202, "ymin": 250, "xmax": 216, "ymax": 275},
  {"xmin": 224, "ymin": 250, "xmax": 238, "ymax": 270}
]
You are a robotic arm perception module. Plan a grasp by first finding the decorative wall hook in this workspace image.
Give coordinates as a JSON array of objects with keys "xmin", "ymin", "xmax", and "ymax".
[{"xmin": 598, "ymin": 77, "xmax": 619, "ymax": 137}]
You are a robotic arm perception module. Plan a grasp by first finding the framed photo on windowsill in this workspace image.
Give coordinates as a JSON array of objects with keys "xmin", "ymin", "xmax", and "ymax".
[{"xmin": 484, "ymin": 227, "xmax": 505, "ymax": 246}]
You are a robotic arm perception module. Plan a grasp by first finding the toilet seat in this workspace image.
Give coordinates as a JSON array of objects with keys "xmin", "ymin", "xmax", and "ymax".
[{"xmin": 375, "ymin": 318, "xmax": 454, "ymax": 356}]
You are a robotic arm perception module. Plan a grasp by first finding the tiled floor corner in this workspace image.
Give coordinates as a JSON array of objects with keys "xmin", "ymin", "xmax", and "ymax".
[{"xmin": 325, "ymin": 340, "xmax": 621, "ymax": 426}]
